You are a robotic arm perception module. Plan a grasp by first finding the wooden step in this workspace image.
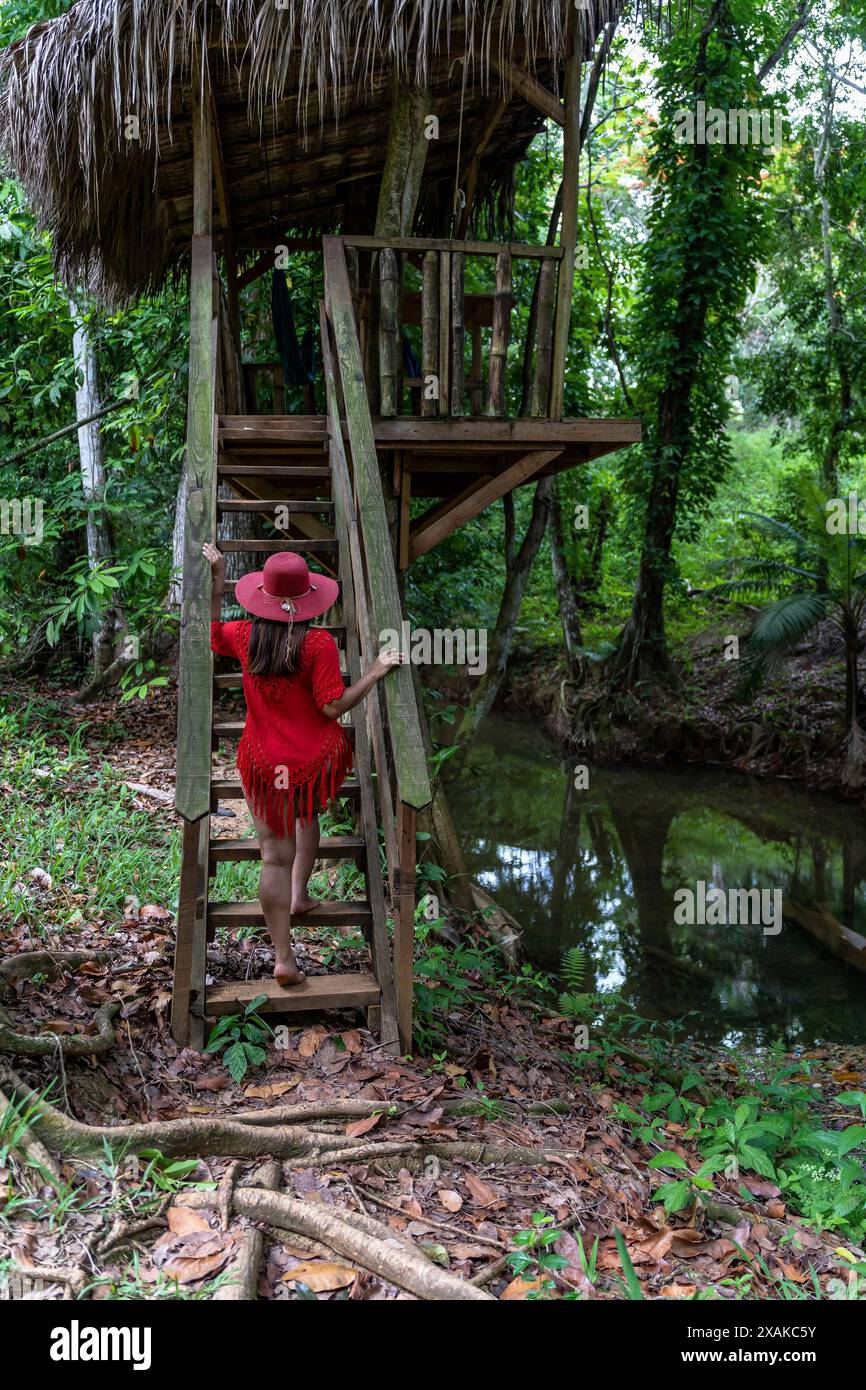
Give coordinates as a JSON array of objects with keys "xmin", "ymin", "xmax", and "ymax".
[
  {"xmin": 218, "ymin": 464, "xmax": 331, "ymax": 481},
  {"xmin": 212, "ymin": 716, "xmax": 353, "ymax": 738},
  {"xmin": 210, "ymin": 777, "xmax": 360, "ymax": 800},
  {"xmin": 220, "ymin": 538, "xmax": 337, "ymax": 554},
  {"xmin": 208, "ymin": 900, "xmax": 371, "ymax": 930},
  {"xmin": 205, "ymin": 971, "xmax": 379, "ymax": 1017},
  {"xmin": 219, "ymin": 416, "xmax": 328, "ymax": 444},
  {"xmin": 209, "ymin": 835, "xmax": 365, "ymax": 865},
  {"xmin": 217, "ymin": 498, "xmax": 334, "ymax": 514}
]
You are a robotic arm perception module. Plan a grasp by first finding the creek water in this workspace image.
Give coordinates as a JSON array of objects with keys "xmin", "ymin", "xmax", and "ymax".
[{"xmin": 447, "ymin": 715, "xmax": 866, "ymax": 1048}]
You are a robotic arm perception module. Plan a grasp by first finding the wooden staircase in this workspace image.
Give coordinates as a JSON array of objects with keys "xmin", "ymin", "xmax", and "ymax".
[{"xmin": 171, "ymin": 237, "xmax": 432, "ymax": 1054}]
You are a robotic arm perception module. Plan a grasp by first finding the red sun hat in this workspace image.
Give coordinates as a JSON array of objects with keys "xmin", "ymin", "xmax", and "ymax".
[{"xmin": 234, "ymin": 552, "xmax": 340, "ymax": 623}]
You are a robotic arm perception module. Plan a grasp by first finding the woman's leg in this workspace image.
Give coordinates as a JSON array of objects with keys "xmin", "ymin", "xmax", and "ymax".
[
  {"xmin": 292, "ymin": 814, "xmax": 320, "ymax": 914},
  {"xmin": 249, "ymin": 808, "xmax": 305, "ymax": 986}
]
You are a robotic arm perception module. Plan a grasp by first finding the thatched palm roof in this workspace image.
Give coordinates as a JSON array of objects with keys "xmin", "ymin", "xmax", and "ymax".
[{"xmin": 0, "ymin": 0, "xmax": 616, "ymax": 303}]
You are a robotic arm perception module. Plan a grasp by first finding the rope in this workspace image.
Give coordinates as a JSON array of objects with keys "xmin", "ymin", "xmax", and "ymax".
[{"xmin": 451, "ymin": 55, "xmax": 469, "ymax": 232}]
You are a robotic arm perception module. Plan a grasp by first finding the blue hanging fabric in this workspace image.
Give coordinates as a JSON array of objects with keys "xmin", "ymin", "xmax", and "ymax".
[
  {"xmin": 271, "ymin": 269, "xmax": 315, "ymax": 387},
  {"xmin": 403, "ymin": 334, "xmax": 421, "ymax": 380}
]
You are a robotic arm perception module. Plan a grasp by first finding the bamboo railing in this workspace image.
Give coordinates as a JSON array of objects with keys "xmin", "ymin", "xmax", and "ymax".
[{"xmin": 339, "ymin": 234, "xmax": 564, "ymax": 422}]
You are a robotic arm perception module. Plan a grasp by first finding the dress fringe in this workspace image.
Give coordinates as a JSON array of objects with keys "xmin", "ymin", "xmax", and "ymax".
[{"xmin": 236, "ymin": 724, "xmax": 354, "ymax": 837}]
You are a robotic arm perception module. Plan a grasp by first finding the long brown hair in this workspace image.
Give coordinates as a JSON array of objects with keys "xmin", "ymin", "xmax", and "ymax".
[{"xmin": 247, "ymin": 617, "xmax": 310, "ymax": 678}]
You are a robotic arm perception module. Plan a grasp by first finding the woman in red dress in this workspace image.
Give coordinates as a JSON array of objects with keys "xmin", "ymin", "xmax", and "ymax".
[{"xmin": 204, "ymin": 543, "xmax": 403, "ymax": 987}]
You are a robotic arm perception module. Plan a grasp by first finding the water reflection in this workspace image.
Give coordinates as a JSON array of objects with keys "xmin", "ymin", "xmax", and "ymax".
[{"xmin": 447, "ymin": 716, "xmax": 866, "ymax": 1047}]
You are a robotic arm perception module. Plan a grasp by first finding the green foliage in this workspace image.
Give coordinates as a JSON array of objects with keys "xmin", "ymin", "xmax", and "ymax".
[
  {"xmin": 507, "ymin": 1212, "xmax": 571, "ymax": 1297},
  {"xmin": 205, "ymin": 997, "xmax": 273, "ymax": 1084},
  {"xmin": 712, "ymin": 478, "xmax": 866, "ymax": 727}
]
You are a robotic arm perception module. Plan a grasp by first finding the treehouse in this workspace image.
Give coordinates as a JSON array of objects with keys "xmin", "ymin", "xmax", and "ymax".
[{"xmin": 0, "ymin": 0, "xmax": 640, "ymax": 1052}]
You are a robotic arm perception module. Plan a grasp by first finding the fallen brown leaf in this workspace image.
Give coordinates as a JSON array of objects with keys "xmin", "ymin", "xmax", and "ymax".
[
  {"xmin": 282, "ymin": 1260, "xmax": 356, "ymax": 1293},
  {"xmin": 437, "ymin": 1189, "xmax": 463, "ymax": 1213},
  {"xmin": 345, "ymin": 1111, "xmax": 383, "ymax": 1138}
]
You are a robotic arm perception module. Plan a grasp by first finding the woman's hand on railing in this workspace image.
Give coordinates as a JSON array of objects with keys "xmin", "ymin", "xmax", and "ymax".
[
  {"xmin": 203, "ymin": 542, "xmax": 225, "ymax": 620},
  {"xmin": 322, "ymin": 647, "xmax": 406, "ymax": 720},
  {"xmin": 372, "ymin": 647, "xmax": 406, "ymax": 677}
]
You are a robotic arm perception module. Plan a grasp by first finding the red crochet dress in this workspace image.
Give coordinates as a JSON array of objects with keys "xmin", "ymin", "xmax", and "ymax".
[{"xmin": 210, "ymin": 620, "xmax": 353, "ymax": 835}]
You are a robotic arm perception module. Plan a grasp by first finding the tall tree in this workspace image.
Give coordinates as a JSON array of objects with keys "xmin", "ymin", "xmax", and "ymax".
[{"xmin": 609, "ymin": 1, "xmax": 799, "ymax": 687}]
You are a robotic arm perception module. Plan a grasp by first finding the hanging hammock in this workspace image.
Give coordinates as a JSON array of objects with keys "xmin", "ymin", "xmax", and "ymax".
[{"xmin": 271, "ymin": 269, "xmax": 316, "ymax": 387}]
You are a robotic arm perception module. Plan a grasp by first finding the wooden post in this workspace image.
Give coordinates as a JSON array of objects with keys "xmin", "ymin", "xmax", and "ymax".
[
  {"xmin": 170, "ymin": 818, "xmax": 209, "ymax": 1047},
  {"xmin": 399, "ymin": 459, "xmax": 412, "ymax": 570},
  {"xmin": 529, "ymin": 258, "xmax": 558, "ymax": 417},
  {"xmin": 470, "ymin": 324, "xmax": 483, "ymax": 415},
  {"xmin": 421, "ymin": 250, "xmax": 439, "ymax": 419},
  {"xmin": 175, "ymin": 77, "xmax": 217, "ymax": 824},
  {"xmin": 395, "ymin": 800, "xmax": 417, "ymax": 1052},
  {"xmin": 487, "ymin": 250, "xmax": 512, "ymax": 416},
  {"xmin": 437, "ymin": 250, "xmax": 451, "ymax": 417},
  {"xmin": 548, "ymin": 25, "xmax": 581, "ymax": 422},
  {"xmin": 450, "ymin": 252, "xmax": 465, "ymax": 417},
  {"xmin": 379, "ymin": 247, "xmax": 401, "ymax": 417}
]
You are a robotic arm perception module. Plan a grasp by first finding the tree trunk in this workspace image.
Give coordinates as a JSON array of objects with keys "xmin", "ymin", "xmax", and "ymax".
[
  {"xmin": 71, "ymin": 300, "xmax": 125, "ymax": 675},
  {"xmin": 549, "ymin": 480, "xmax": 583, "ymax": 681},
  {"xmin": 453, "ymin": 478, "xmax": 553, "ymax": 757},
  {"xmin": 372, "ymin": 82, "xmax": 476, "ymax": 903},
  {"xmin": 373, "ymin": 78, "xmax": 433, "ymax": 547},
  {"xmin": 607, "ymin": 11, "xmax": 722, "ymax": 690}
]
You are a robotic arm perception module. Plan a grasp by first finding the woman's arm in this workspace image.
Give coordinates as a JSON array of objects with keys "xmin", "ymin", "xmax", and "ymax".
[
  {"xmin": 203, "ymin": 542, "xmax": 225, "ymax": 620},
  {"xmin": 322, "ymin": 649, "xmax": 405, "ymax": 719}
]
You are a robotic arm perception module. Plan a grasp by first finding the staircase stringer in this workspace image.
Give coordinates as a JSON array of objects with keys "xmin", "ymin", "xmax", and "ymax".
[{"xmin": 329, "ymin": 418, "xmax": 399, "ymax": 1052}]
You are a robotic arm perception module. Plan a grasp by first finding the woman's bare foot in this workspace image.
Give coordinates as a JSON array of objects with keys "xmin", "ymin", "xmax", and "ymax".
[
  {"xmin": 291, "ymin": 894, "xmax": 318, "ymax": 915},
  {"xmin": 274, "ymin": 950, "xmax": 306, "ymax": 987}
]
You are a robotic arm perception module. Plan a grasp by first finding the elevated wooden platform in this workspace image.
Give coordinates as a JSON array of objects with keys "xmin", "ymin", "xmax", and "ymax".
[{"xmin": 219, "ymin": 414, "xmax": 641, "ymax": 497}]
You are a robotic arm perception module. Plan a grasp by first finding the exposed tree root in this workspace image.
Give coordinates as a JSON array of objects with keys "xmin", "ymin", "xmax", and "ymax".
[
  {"xmin": 0, "ymin": 951, "xmax": 110, "ymax": 986},
  {"xmin": 0, "ymin": 1072, "xmax": 583, "ymax": 1171},
  {"xmin": 0, "ymin": 1083, "xmax": 61, "ymax": 1187},
  {"xmin": 0, "ymin": 1001, "xmax": 119, "ymax": 1057},
  {"xmin": 230, "ymin": 1188, "xmax": 494, "ymax": 1300},
  {"xmin": 213, "ymin": 1159, "xmax": 280, "ymax": 1302},
  {"xmin": 0, "ymin": 951, "xmax": 117, "ymax": 1057},
  {"xmin": 7, "ymin": 1259, "xmax": 88, "ymax": 1298}
]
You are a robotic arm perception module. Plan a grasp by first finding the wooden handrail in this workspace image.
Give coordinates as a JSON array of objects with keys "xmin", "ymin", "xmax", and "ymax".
[
  {"xmin": 319, "ymin": 301, "xmax": 399, "ymax": 892},
  {"xmin": 175, "ymin": 76, "xmax": 220, "ymax": 822},
  {"xmin": 341, "ymin": 234, "xmax": 562, "ymax": 260},
  {"xmin": 322, "ymin": 236, "xmax": 432, "ymax": 814}
]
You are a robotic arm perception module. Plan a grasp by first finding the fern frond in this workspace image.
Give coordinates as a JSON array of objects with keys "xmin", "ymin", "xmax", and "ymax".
[{"xmin": 560, "ymin": 946, "xmax": 587, "ymax": 990}]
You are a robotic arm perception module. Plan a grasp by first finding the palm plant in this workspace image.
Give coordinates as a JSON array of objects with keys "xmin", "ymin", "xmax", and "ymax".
[{"xmin": 712, "ymin": 480, "xmax": 866, "ymax": 784}]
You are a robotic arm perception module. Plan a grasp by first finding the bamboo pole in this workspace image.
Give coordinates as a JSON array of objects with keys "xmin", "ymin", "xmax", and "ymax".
[
  {"xmin": 450, "ymin": 252, "xmax": 465, "ymax": 417},
  {"xmin": 529, "ymin": 258, "xmax": 558, "ymax": 417},
  {"xmin": 421, "ymin": 250, "xmax": 439, "ymax": 418},
  {"xmin": 470, "ymin": 325, "xmax": 483, "ymax": 415},
  {"xmin": 379, "ymin": 247, "xmax": 401, "ymax": 417},
  {"xmin": 486, "ymin": 250, "xmax": 512, "ymax": 416},
  {"xmin": 438, "ymin": 250, "xmax": 451, "ymax": 417}
]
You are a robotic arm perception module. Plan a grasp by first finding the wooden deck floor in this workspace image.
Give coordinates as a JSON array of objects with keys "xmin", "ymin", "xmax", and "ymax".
[{"xmin": 219, "ymin": 414, "xmax": 641, "ymax": 496}]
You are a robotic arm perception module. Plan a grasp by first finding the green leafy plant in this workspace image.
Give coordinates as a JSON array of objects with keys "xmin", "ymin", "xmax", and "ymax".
[
  {"xmin": 648, "ymin": 1150, "xmax": 725, "ymax": 1215},
  {"xmin": 205, "ymin": 997, "xmax": 272, "ymax": 1083},
  {"xmin": 507, "ymin": 1212, "xmax": 570, "ymax": 1297}
]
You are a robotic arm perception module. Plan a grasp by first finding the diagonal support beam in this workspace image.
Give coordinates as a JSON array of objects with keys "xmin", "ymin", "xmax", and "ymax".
[
  {"xmin": 409, "ymin": 475, "xmax": 493, "ymax": 539},
  {"xmin": 488, "ymin": 56, "xmax": 565, "ymax": 128},
  {"xmin": 409, "ymin": 449, "xmax": 562, "ymax": 563}
]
